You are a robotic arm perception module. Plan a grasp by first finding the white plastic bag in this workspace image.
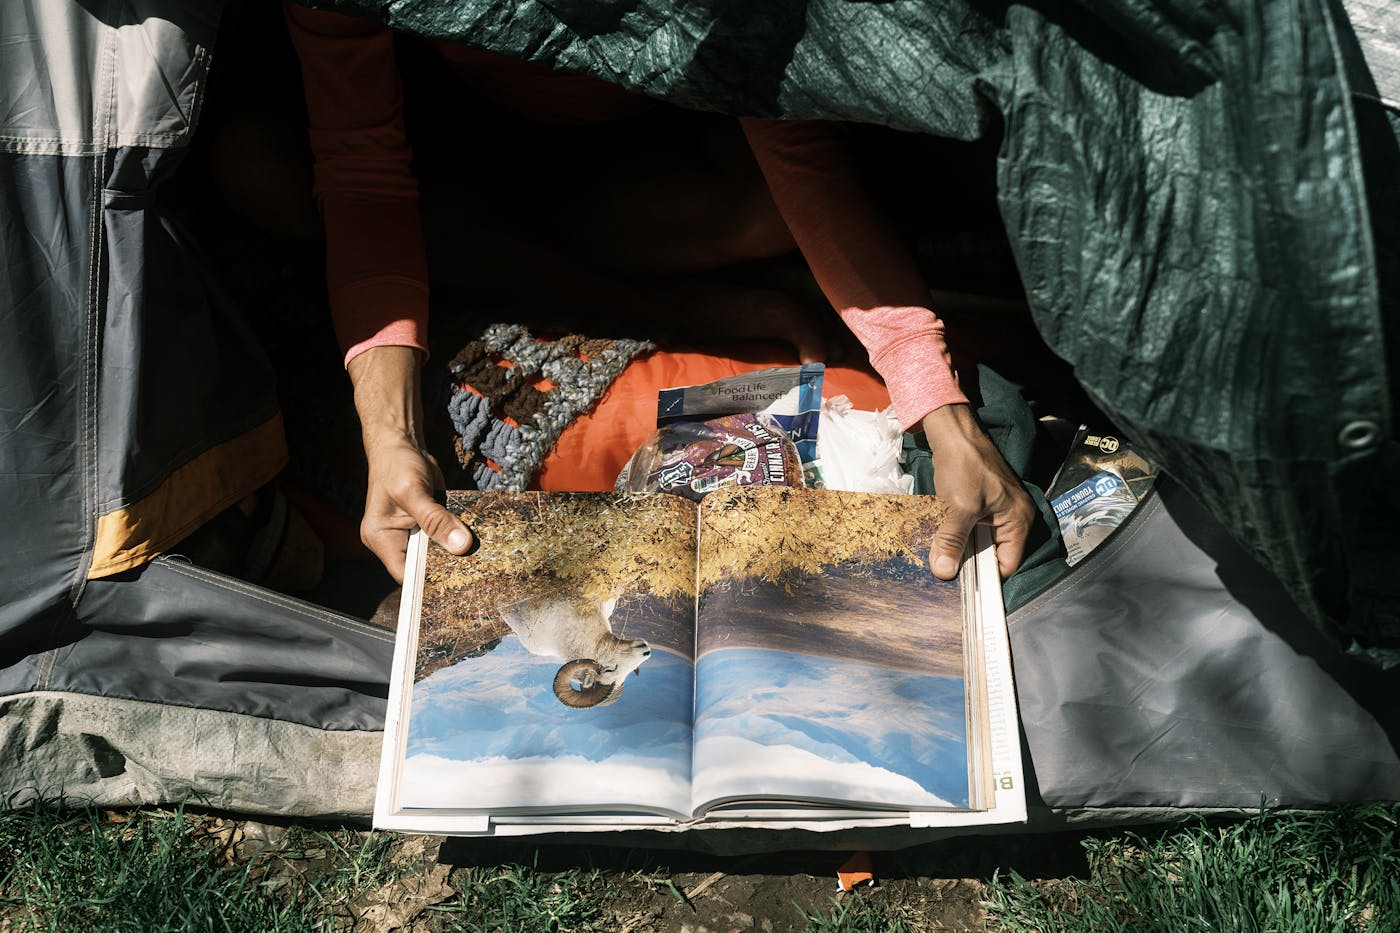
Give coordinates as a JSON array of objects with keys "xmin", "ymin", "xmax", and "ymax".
[{"xmin": 814, "ymin": 396, "xmax": 914, "ymax": 494}]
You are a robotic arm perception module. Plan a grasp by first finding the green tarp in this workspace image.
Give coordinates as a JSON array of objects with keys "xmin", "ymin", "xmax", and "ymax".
[{"xmin": 304, "ymin": 0, "xmax": 1398, "ymax": 662}]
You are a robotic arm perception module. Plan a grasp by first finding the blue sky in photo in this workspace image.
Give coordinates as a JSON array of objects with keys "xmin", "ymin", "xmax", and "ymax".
[{"xmin": 693, "ymin": 648, "xmax": 968, "ymax": 808}]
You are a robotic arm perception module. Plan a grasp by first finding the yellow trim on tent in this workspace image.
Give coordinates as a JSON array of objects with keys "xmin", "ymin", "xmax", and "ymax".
[{"xmin": 88, "ymin": 414, "xmax": 288, "ymax": 578}]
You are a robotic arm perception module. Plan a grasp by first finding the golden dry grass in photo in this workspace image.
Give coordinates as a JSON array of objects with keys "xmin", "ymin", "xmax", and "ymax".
[
  {"xmin": 696, "ymin": 486, "xmax": 945, "ymax": 591},
  {"xmin": 413, "ymin": 487, "xmax": 955, "ymax": 680}
]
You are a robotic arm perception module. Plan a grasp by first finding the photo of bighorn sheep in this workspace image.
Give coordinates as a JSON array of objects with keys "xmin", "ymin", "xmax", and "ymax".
[
  {"xmin": 414, "ymin": 492, "xmax": 696, "ymax": 683},
  {"xmin": 499, "ymin": 595, "xmax": 652, "ymax": 709},
  {"xmin": 401, "ymin": 492, "xmax": 700, "ymax": 816}
]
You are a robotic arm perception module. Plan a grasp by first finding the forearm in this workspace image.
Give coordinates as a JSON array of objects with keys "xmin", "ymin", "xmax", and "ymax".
[
  {"xmin": 285, "ymin": 2, "xmax": 430, "ymax": 365},
  {"xmin": 742, "ymin": 118, "xmax": 1032, "ymax": 577},
  {"xmin": 348, "ymin": 346, "xmax": 426, "ymax": 449},
  {"xmin": 740, "ymin": 117, "xmax": 967, "ymax": 427},
  {"xmin": 347, "ymin": 345, "xmax": 474, "ymax": 578}
]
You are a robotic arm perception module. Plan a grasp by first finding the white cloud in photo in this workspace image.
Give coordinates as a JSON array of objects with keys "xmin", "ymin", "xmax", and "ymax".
[
  {"xmin": 699, "ymin": 652, "xmax": 963, "ymax": 740},
  {"xmin": 695, "ymin": 649, "xmax": 966, "ymax": 772},
  {"xmin": 691, "ymin": 735, "xmax": 958, "ymax": 810},
  {"xmin": 400, "ymin": 750, "xmax": 692, "ymax": 815}
]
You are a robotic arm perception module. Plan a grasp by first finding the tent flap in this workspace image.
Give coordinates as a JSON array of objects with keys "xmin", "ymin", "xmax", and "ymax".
[{"xmin": 298, "ymin": 0, "xmax": 1399, "ymax": 657}]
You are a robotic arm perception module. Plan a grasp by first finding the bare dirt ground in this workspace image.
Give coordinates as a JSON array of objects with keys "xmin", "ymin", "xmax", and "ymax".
[
  {"xmin": 224, "ymin": 817, "xmax": 1093, "ymax": 932},
  {"xmin": 493, "ymin": 832, "xmax": 1087, "ymax": 933}
]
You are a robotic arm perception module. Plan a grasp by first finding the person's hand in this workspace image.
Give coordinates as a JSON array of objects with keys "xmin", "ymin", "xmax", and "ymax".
[
  {"xmin": 362, "ymin": 437, "xmax": 472, "ymax": 583},
  {"xmin": 923, "ymin": 404, "xmax": 1036, "ymax": 581},
  {"xmin": 349, "ymin": 346, "xmax": 473, "ymax": 583}
]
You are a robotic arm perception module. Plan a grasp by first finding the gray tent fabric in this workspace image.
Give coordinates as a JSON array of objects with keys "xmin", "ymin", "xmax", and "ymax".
[
  {"xmin": 1344, "ymin": 0, "xmax": 1400, "ymax": 109},
  {"xmin": 0, "ymin": 0, "xmax": 388, "ymax": 815},
  {"xmin": 0, "ymin": 693, "xmax": 381, "ymax": 820},
  {"xmin": 1, "ymin": 559, "xmax": 392, "ymax": 819},
  {"xmin": 1, "ymin": 0, "xmax": 1397, "ymax": 828},
  {"xmin": 1013, "ymin": 480, "xmax": 1400, "ymax": 810},
  {"xmin": 301, "ymin": 0, "xmax": 1399, "ymax": 661},
  {"xmin": 1, "ymin": 0, "xmax": 285, "ymax": 631}
]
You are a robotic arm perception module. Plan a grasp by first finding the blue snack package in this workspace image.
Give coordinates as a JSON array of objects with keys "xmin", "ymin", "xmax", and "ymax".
[{"xmin": 655, "ymin": 364, "xmax": 825, "ymax": 487}]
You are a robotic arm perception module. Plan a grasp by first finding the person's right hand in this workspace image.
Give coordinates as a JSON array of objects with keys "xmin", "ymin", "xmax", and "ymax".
[
  {"xmin": 349, "ymin": 346, "xmax": 474, "ymax": 583},
  {"xmin": 361, "ymin": 436, "xmax": 472, "ymax": 583}
]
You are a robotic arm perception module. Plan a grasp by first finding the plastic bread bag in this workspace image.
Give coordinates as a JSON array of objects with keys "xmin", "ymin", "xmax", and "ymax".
[
  {"xmin": 815, "ymin": 395, "xmax": 914, "ymax": 494},
  {"xmin": 655, "ymin": 364, "xmax": 825, "ymax": 487},
  {"xmin": 615, "ymin": 412, "xmax": 806, "ymax": 501}
]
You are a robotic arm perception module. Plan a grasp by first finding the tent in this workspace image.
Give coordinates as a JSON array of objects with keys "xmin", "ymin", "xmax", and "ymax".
[{"xmin": 1, "ymin": 0, "xmax": 1397, "ymax": 844}]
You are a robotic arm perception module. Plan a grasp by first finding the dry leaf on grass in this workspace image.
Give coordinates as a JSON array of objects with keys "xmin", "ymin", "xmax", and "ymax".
[
  {"xmin": 233, "ymin": 821, "xmax": 287, "ymax": 861},
  {"xmin": 392, "ymin": 834, "xmax": 445, "ymax": 867},
  {"xmin": 191, "ymin": 816, "xmax": 244, "ymax": 866},
  {"xmin": 349, "ymin": 863, "xmax": 455, "ymax": 932}
]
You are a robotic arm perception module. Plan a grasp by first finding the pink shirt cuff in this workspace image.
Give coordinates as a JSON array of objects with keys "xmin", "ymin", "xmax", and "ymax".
[
  {"xmin": 332, "ymin": 276, "xmax": 430, "ymax": 367},
  {"xmin": 841, "ymin": 305, "xmax": 968, "ymax": 430}
]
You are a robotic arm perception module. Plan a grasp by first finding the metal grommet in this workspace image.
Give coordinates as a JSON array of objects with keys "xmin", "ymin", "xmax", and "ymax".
[{"xmin": 1338, "ymin": 420, "xmax": 1380, "ymax": 450}]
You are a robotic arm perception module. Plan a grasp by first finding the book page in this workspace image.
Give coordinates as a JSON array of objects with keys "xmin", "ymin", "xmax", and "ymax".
[
  {"xmin": 690, "ymin": 487, "xmax": 972, "ymax": 813},
  {"xmin": 394, "ymin": 492, "xmax": 699, "ymax": 818},
  {"xmin": 911, "ymin": 526, "xmax": 1026, "ymax": 828}
]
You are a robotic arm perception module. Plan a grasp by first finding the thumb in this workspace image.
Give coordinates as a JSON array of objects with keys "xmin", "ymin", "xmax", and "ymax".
[
  {"xmin": 930, "ymin": 509, "xmax": 974, "ymax": 580},
  {"xmin": 402, "ymin": 485, "xmax": 474, "ymax": 555}
]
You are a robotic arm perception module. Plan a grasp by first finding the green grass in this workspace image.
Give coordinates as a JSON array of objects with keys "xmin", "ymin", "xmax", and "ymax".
[
  {"xmin": 0, "ymin": 804, "xmax": 297, "ymax": 932},
  {"xmin": 985, "ymin": 806, "xmax": 1400, "ymax": 932},
  {"xmin": 0, "ymin": 804, "xmax": 614, "ymax": 932},
  {"xmin": 3, "ymin": 803, "xmax": 1398, "ymax": 932},
  {"xmin": 799, "ymin": 893, "xmax": 920, "ymax": 933},
  {"xmin": 428, "ymin": 857, "xmax": 611, "ymax": 932}
]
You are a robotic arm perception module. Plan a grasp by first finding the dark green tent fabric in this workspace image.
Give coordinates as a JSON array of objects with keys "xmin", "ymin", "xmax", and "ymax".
[{"xmin": 301, "ymin": 0, "xmax": 1397, "ymax": 661}]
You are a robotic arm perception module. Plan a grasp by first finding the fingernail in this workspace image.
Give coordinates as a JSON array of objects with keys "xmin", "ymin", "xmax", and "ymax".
[
  {"xmin": 446, "ymin": 529, "xmax": 470, "ymax": 552},
  {"xmin": 934, "ymin": 556, "xmax": 958, "ymax": 578}
]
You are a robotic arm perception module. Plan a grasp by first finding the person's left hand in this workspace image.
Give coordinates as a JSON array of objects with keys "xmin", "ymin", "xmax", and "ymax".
[{"xmin": 922, "ymin": 404, "xmax": 1036, "ymax": 580}]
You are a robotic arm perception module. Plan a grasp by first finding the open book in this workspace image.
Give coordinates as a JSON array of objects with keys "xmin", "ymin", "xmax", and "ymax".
[{"xmin": 375, "ymin": 486, "xmax": 1025, "ymax": 835}]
